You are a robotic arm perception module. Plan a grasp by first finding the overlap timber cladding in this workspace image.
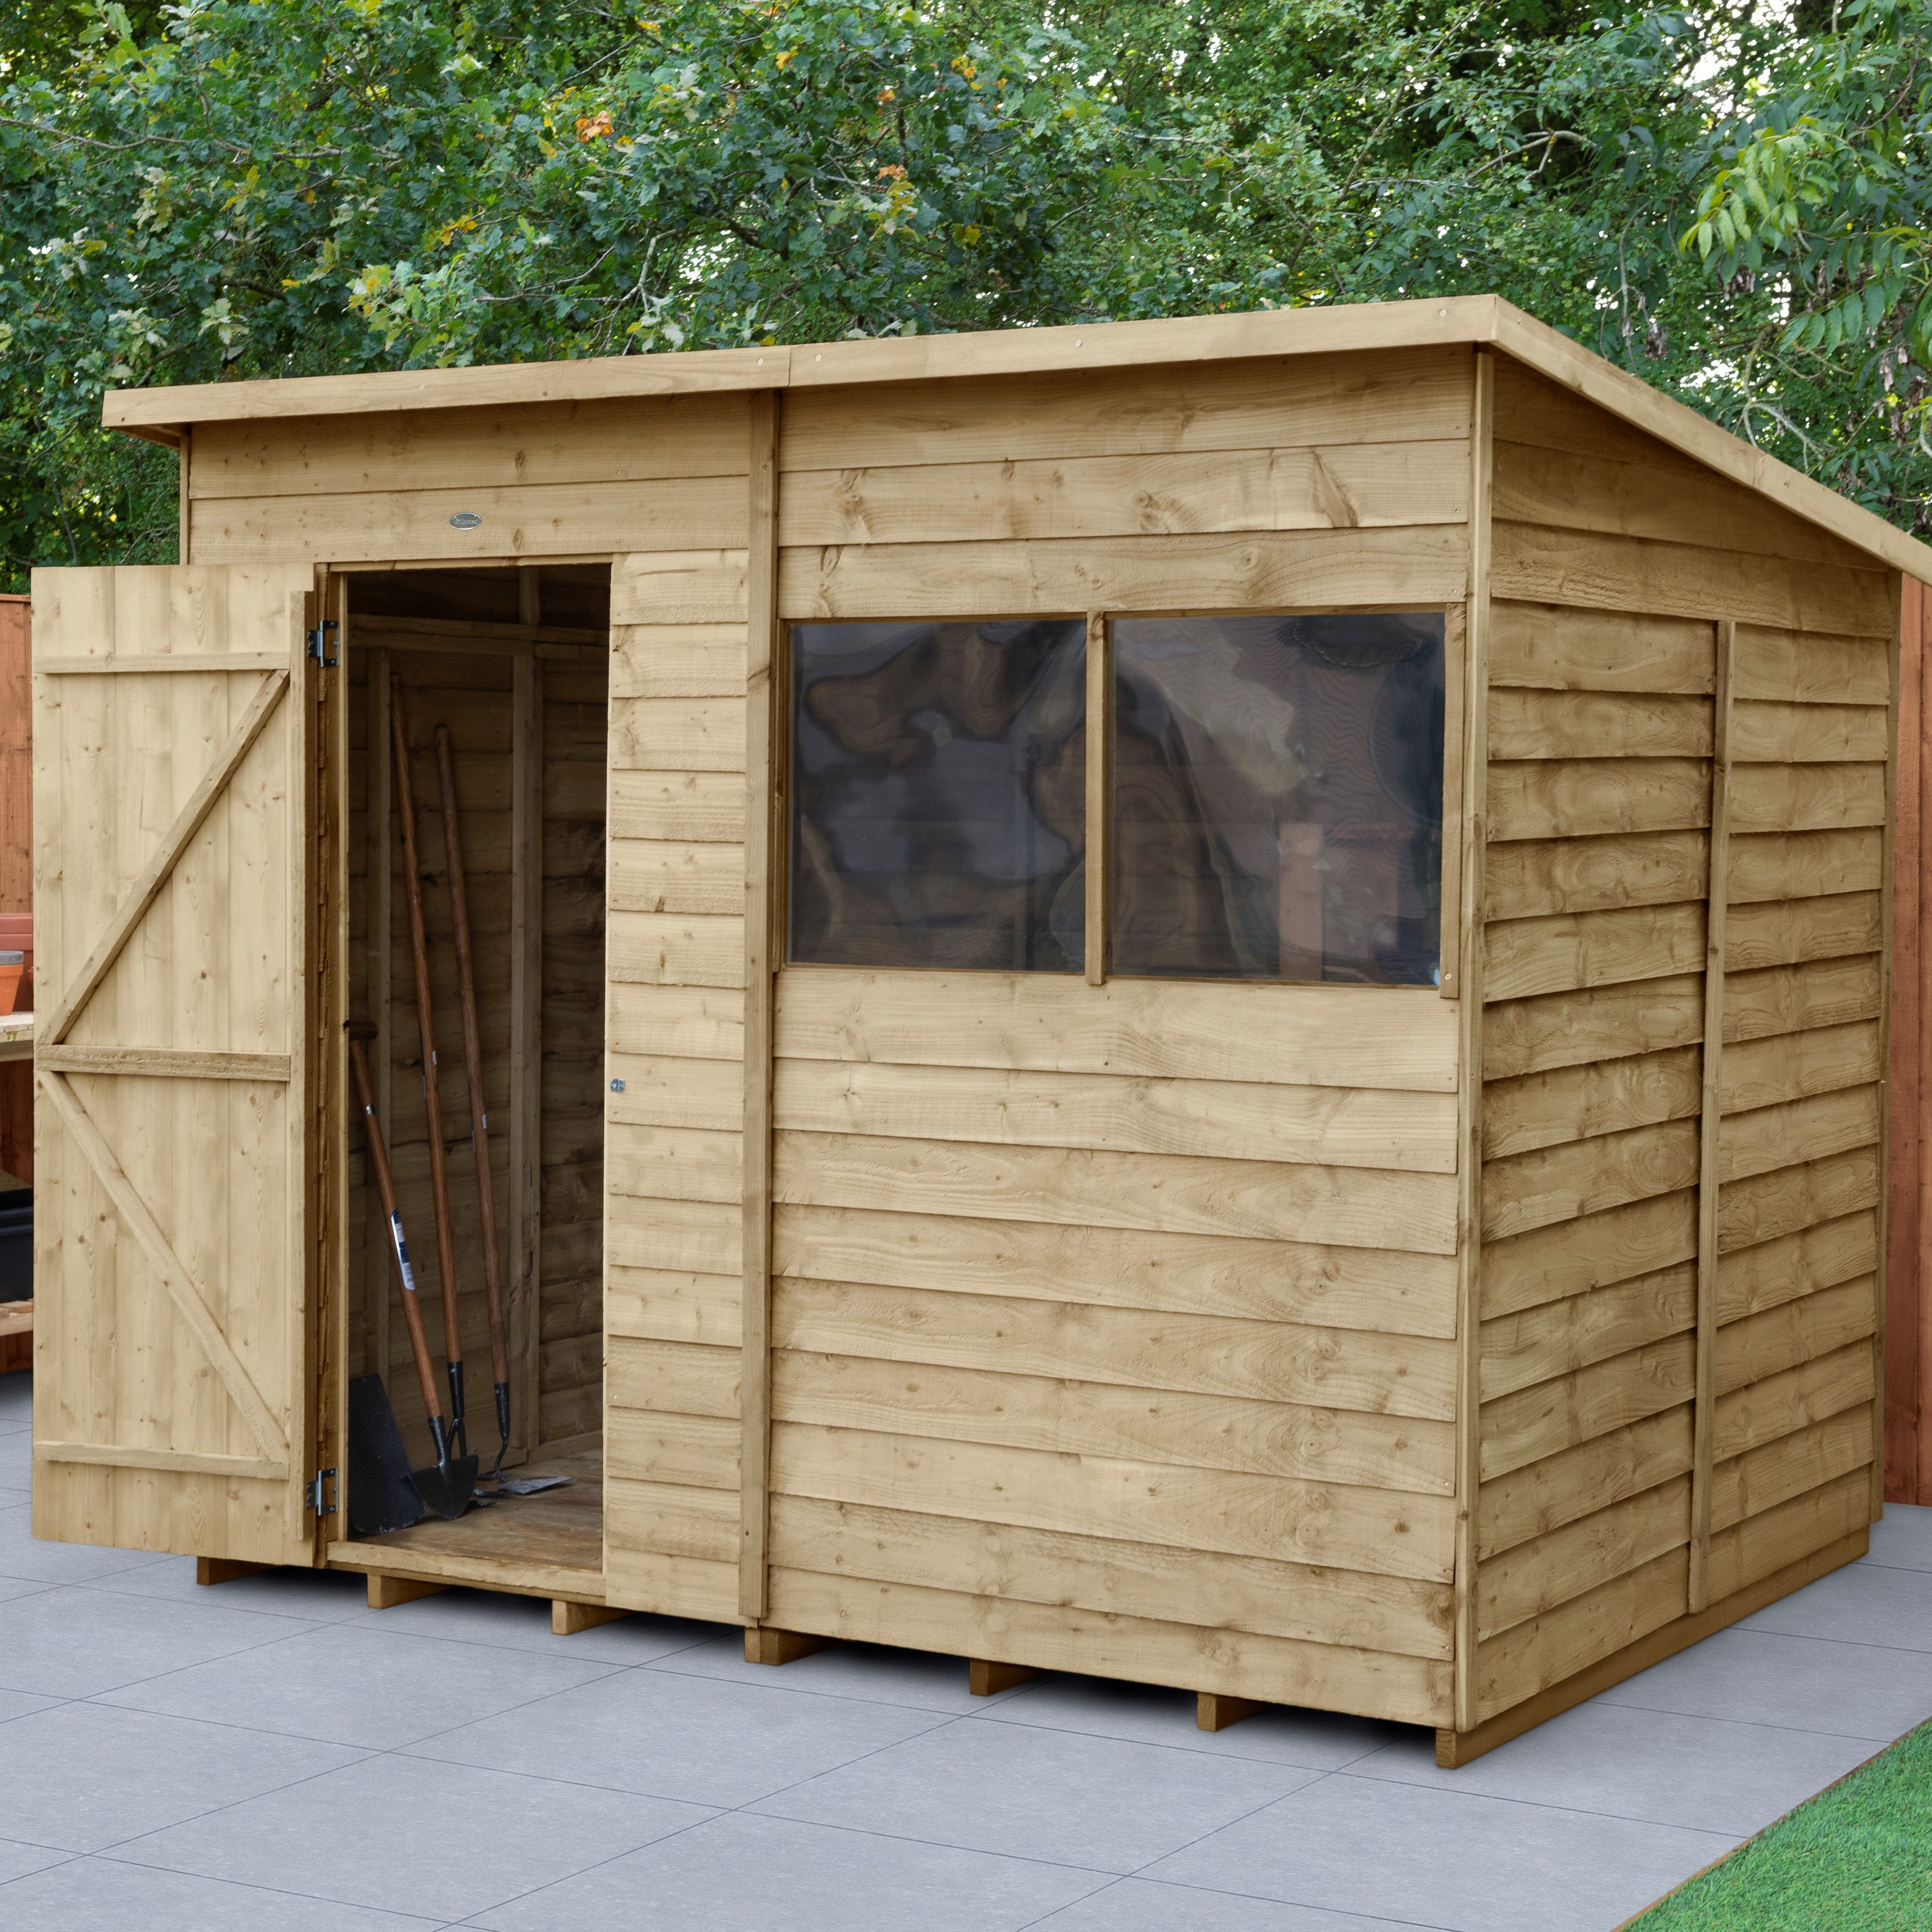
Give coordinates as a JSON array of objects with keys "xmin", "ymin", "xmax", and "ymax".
[
  {"xmin": 1473, "ymin": 362, "xmax": 1891, "ymax": 1722},
  {"xmin": 753, "ymin": 347, "xmax": 1474, "ymax": 1723}
]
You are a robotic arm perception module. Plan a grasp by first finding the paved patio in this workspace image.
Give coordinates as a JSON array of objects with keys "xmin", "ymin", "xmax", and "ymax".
[{"xmin": 0, "ymin": 1366, "xmax": 1926, "ymax": 1932}]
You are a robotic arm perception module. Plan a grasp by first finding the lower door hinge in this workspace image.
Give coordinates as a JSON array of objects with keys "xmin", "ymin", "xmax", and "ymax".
[
  {"xmin": 306, "ymin": 618, "xmax": 339, "ymax": 667},
  {"xmin": 306, "ymin": 1468, "xmax": 338, "ymax": 1518}
]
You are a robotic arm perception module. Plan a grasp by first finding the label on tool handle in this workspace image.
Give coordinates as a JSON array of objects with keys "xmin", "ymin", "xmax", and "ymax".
[{"xmin": 388, "ymin": 1212, "xmax": 419, "ymax": 1296}]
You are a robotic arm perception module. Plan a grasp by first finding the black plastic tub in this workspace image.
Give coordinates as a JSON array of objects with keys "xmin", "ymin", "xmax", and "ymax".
[{"xmin": 0, "ymin": 1191, "xmax": 29, "ymax": 1299}]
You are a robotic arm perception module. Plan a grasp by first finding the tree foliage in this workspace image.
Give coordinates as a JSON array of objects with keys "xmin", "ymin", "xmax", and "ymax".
[{"xmin": 4, "ymin": 0, "xmax": 1932, "ymax": 587}]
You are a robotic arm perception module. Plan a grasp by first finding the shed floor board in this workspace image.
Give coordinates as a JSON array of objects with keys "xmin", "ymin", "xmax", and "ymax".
[{"xmin": 2, "ymin": 1373, "xmax": 1926, "ymax": 1932}]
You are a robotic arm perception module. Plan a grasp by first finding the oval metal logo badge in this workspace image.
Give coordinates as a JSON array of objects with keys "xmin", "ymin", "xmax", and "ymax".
[{"xmin": 448, "ymin": 511, "xmax": 483, "ymax": 529}]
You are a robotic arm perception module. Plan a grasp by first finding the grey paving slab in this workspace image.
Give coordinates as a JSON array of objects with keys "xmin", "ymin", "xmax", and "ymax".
[
  {"xmin": 0, "ymin": 1837, "xmax": 73, "ymax": 1884},
  {"xmin": 4, "ymin": 1859, "xmax": 446, "ymax": 1932},
  {"xmin": 0, "ymin": 1573, "xmax": 53, "ymax": 1604},
  {"xmin": 1034, "ymin": 1877, "xmax": 1452, "ymax": 1932},
  {"xmin": 370, "ymin": 1585, "xmax": 718, "ymax": 1663},
  {"xmin": 1736, "ymin": 1556, "xmax": 1932, "ymax": 1651},
  {"xmin": 83, "ymin": 1557, "xmax": 377, "ymax": 1623},
  {"xmin": 1598, "ymin": 1626, "xmax": 1932, "ymax": 1741},
  {"xmin": 647, "ymin": 1633, "xmax": 1035, "ymax": 1713},
  {"xmin": 0, "ymin": 1684, "xmax": 63, "ymax": 1723},
  {"xmin": 404, "ymin": 1663, "xmax": 952, "ymax": 1807},
  {"xmin": 0, "ymin": 1582, "xmax": 309, "ymax": 1699},
  {"xmin": 113, "ymin": 1752, "xmax": 712, "ymax": 1923},
  {"xmin": 1145, "ymin": 1775, "xmax": 1738, "ymax": 1932},
  {"xmin": 469, "ymin": 1809, "xmax": 1106, "ymax": 1932},
  {"xmin": 752, "ymin": 1713, "xmax": 1322, "ymax": 1873},
  {"xmin": 1348, "ymin": 1698, "xmax": 1876, "ymax": 1837},
  {"xmin": 0, "ymin": 1498, "xmax": 174, "ymax": 1585},
  {"xmin": 980, "ymin": 1672, "xmax": 1403, "ymax": 1770},
  {"xmin": 1866, "ymin": 1501, "xmax": 1932, "ymax": 1572},
  {"xmin": 0, "ymin": 1701, "xmax": 367, "ymax": 1853},
  {"xmin": 95, "ymin": 1619, "xmax": 622, "ymax": 1750}
]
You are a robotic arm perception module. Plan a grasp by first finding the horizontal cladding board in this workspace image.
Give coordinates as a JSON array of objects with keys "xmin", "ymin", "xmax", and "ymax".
[
  {"xmin": 609, "ymin": 838, "xmax": 745, "ymax": 917},
  {"xmin": 192, "ymin": 476, "xmax": 748, "ymax": 565},
  {"xmin": 1476, "ymin": 1545, "xmax": 1687, "ymax": 1720},
  {"xmin": 610, "ymin": 550, "xmax": 750, "ymax": 625},
  {"xmin": 1724, "ymin": 955, "xmax": 1882, "ymax": 1044},
  {"xmin": 605, "ymin": 1475, "xmax": 738, "ymax": 1564},
  {"xmin": 609, "ymin": 769, "xmax": 746, "ymax": 844},
  {"xmin": 769, "ymin": 1493, "xmax": 1453, "ymax": 1660},
  {"xmin": 771, "ymin": 1130, "xmax": 1460, "ymax": 1255},
  {"xmin": 1716, "ymin": 1085, "xmax": 1881, "ymax": 1185},
  {"xmin": 1479, "ymin": 1334, "xmax": 1696, "ymax": 1480},
  {"xmin": 1487, "ymin": 758, "xmax": 1708, "ymax": 842},
  {"xmin": 769, "ymin": 1420, "xmax": 1456, "ymax": 1582},
  {"xmin": 605, "ymin": 1051, "xmax": 743, "ymax": 1131},
  {"xmin": 778, "ymin": 442, "xmax": 1470, "ymax": 546},
  {"xmin": 1735, "ymin": 626, "xmax": 1893, "ymax": 706},
  {"xmin": 1477, "ymin": 1473, "xmax": 1691, "ymax": 1642},
  {"xmin": 1729, "ymin": 829, "xmax": 1884, "ymax": 906},
  {"xmin": 607, "ymin": 1265, "xmax": 741, "ymax": 1348},
  {"xmin": 1730, "ymin": 700, "xmax": 1890, "ymax": 763},
  {"xmin": 606, "ymin": 1127, "xmax": 743, "ymax": 1206},
  {"xmin": 774, "ymin": 969, "xmax": 1458, "ymax": 1093},
  {"xmin": 1703, "ymin": 1468, "xmax": 1872, "ymax": 1606},
  {"xmin": 606, "ymin": 983, "xmax": 745, "ymax": 1063},
  {"xmin": 1729, "ymin": 763, "xmax": 1886, "ymax": 836},
  {"xmin": 606, "ymin": 1408, "xmax": 741, "ymax": 1488},
  {"xmin": 1481, "ymin": 1119, "xmax": 1700, "ymax": 1243},
  {"xmin": 1478, "ymin": 1407, "xmax": 1692, "ymax": 1561},
  {"xmin": 607, "ymin": 1194, "xmax": 742, "ymax": 1275},
  {"xmin": 771, "ymin": 1349, "xmax": 1454, "ymax": 1495},
  {"xmin": 1486, "ymin": 688, "xmax": 1710, "ymax": 761},
  {"xmin": 1491, "ymin": 524, "xmax": 1895, "ymax": 637},
  {"xmin": 770, "ymin": 1277, "xmax": 1457, "ymax": 1420},
  {"xmin": 608, "ymin": 912, "xmax": 745, "ymax": 991},
  {"xmin": 773, "ymin": 1204, "xmax": 1458, "ymax": 1338},
  {"xmin": 610, "ymin": 697, "xmax": 747, "ymax": 774},
  {"xmin": 765, "ymin": 1563, "xmax": 1451, "ymax": 1725},
  {"xmin": 1492, "ymin": 439, "xmax": 1869, "ymax": 567},
  {"xmin": 606, "ymin": 1335, "xmax": 742, "ymax": 1419},
  {"xmin": 1483, "ymin": 975, "xmax": 1703, "ymax": 1082},
  {"xmin": 771, "ymin": 1056, "xmax": 1459, "ymax": 1173},
  {"xmin": 1479, "ymin": 1262, "xmax": 1696, "ymax": 1402},
  {"xmin": 191, "ymin": 392, "xmax": 753, "ymax": 497},
  {"xmin": 1720, "ymin": 1021, "xmax": 1881, "ymax": 1115},
  {"xmin": 1489, "ymin": 602, "xmax": 1714, "ymax": 695},
  {"xmin": 776, "ymin": 527, "xmax": 1469, "ymax": 621},
  {"xmin": 1715, "ymin": 1278, "xmax": 1880, "ymax": 1398},
  {"xmin": 1710, "ymin": 1406, "xmax": 1873, "ymax": 1535},
  {"xmin": 1712, "ymin": 1339, "xmax": 1875, "ymax": 1462},
  {"xmin": 1483, "ymin": 1047, "xmax": 1701, "ymax": 1161},
  {"xmin": 1486, "ymin": 831, "xmax": 1708, "ymax": 921},
  {"xmin": 777, "ymin": 347, "xmax": 1475, "ymax": 470},
  {"xmin": 1483, "ymin": 902, "xmax": 1703, "ymax": 1005},
  {"xmin": 1718, "ymin": 1146, "xmax": 1879, "ymax": 1254},
  {"xmin": 1716, "ymin": 1210, "xmax": 1877, "ymax": 1326},
  {"xmin": 610, "ymin": 624, "xmax": 749, "ymax": 699},
  {"xmin": 1482, "ymin": 1190, "xmax": 1697, "ymax": 1321},
  {"xmin": 606, "ymin": 1549, "xmax": 741, "ymax": 1623}
]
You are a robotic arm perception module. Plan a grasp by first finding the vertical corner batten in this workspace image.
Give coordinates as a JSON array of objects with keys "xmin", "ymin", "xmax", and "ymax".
[
  {"xmin": 177, "ymin": 432, "xmax": 192, "ymax": 567},
  {"xmin": 739, "ymin": 389, "xmax": 783, "ymax": 1623},
  {"xmin": 1689, "ymin": 617, "xmax": 1737, "ymax": 1614},
  {"xmin": 1085, "ymin": 613, "xmax": 1109, "ymax": 987},
  {"xmin": 1449, "ymin": 346, "xmax": 1494, "ymax": 1738},
  {"xmin": 1875, "ymin": 576, "xmax": 1905, "ymax": 1513},
  {"xmin": 509, "ymin": 576, "xmax": 543, "ymax": 1464}
]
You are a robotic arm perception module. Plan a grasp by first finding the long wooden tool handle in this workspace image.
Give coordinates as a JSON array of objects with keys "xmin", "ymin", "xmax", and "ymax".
[
  {"xmin": 348, "ymin": 1032, "xmax": 444, "ymax": 1424},
  {"xmin": 435, "ymin": 723, "xmax": 508, "ymax": 1388},
  {"xmin": 391, "ymin": 676, "xmax": 464, "ymax": 1375}
]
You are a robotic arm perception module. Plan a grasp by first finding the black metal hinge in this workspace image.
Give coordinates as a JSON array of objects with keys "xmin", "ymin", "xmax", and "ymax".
[
  {"xmin": 306, "ymin": 1468, "xmax": 338, "ymax": 1518},
  {"xmin": 306, "ymin": 618, "xmax": 339, "ymax": 668}
]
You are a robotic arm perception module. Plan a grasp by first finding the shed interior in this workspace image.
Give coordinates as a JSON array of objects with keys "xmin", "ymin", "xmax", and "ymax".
[{"xmin": 340, "ymin": 562, "xmax": 610, "ymax": 1582}]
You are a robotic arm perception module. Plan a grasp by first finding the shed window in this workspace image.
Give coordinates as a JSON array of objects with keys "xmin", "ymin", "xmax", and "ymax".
[
  {"xmin": 788, "ymin": 619, "xmax": 1088, "ymax": 971},
  {"xmin": 1110, "ymin": 614, "xmax": 1444, "ymax": 985}
]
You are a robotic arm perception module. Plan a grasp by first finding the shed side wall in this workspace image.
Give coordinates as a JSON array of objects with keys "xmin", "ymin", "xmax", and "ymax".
[{"xmin": 1474, "ymin": 359, "xmax": 1890, "ymax": 1723}]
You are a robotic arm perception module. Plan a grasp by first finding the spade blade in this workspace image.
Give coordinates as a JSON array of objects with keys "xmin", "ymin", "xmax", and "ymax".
[
  {"xmin": 410, "ymin": 1454, "xmax": 481, "ymax": 1521},
  {"xmin": 346, "ymin": 1375, "xmax": 425, "ymax": 1536}
]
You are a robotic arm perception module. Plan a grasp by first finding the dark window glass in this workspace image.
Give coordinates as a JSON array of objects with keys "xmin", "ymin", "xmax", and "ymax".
[
  {"xmin": 788, "ymin": 620, "xmax": 1087, "ymax": 971},
  {"xmin": 1111, "ymin": 614, "xmax": 1444, "ymax": 985}
]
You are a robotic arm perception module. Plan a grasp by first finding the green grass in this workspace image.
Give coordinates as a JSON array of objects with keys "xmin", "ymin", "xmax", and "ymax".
[{"xmin": 1625, "ymin": 1718, "xmax": 1932, "ymax": 1931}]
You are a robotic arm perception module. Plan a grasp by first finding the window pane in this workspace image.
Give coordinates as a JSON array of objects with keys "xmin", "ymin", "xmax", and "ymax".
[
  {"xmin": 789, "ymin": 619, "xmax": 1087, "ymax": 971},
  {"xmin": 1111, "ymin": 613, "xmax": 1444, "ymax": 985}
]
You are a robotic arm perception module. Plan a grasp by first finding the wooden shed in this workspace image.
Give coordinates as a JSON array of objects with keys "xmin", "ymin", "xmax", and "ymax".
[{"xmin": 28, "ymin": 294, "xmax": 1924, "ymax": 1765}]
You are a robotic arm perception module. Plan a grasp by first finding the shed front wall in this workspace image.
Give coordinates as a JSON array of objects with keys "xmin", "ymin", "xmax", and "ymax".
[{"xmin": 1471, "ymin": 360, "xmax": 1892, "ymax": 1728}]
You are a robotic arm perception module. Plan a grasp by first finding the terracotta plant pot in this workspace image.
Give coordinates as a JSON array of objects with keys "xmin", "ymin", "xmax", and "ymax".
[
  {"xmin": 0, "ymin": 954, "xmax": 21, "ymax": 1017},
  {"xmin": 0, "ymin": 918, "xmax": 29, "ymax": 1014}
]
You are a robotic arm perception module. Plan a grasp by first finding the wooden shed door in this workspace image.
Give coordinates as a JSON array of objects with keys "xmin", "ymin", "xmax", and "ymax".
[{"xmin": 30, "ymin": 565, "xmax": 325, "ymax": 1566}]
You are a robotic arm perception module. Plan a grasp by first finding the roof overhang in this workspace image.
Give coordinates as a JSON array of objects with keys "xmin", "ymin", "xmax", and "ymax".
[{"xmin": 102, "ymin": 292, "xmax": 1932, "ymax": 583}]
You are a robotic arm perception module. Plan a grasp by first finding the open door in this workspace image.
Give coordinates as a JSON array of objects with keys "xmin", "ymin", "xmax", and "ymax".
[{"xmin": 29, "ymin": 565, "xmax": 328, "ymax": 1566}]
